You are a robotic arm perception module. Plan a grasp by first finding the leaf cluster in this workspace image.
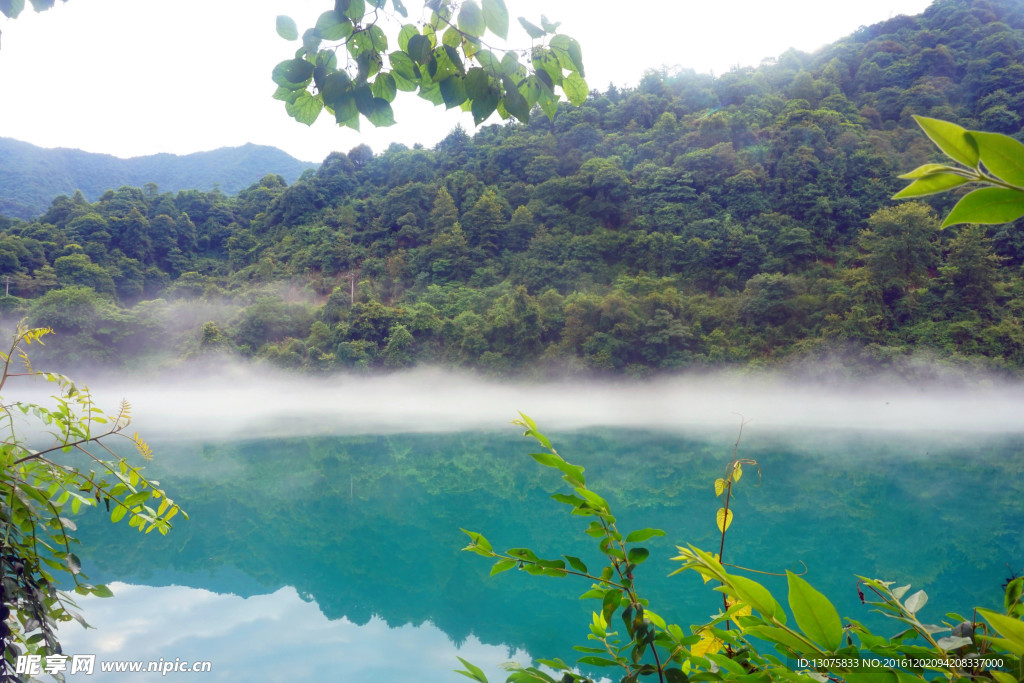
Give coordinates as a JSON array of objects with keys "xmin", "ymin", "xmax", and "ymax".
[
  {"xmin": 0, "ymin": 323, "xmax": 185, "ymax": 677},
  {"xmin": 458, "ymin": 415, "xmax": 1024, "ymax": 683},
  {"xmin": 273, "ymin": 0, "xmax": 587, "ymax": 129},
  {"xmin": 896, "ymin": 116, "xmax": 1024, "ymax": 228}
]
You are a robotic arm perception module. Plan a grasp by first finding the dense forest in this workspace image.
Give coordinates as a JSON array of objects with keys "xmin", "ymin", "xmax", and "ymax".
[{"xmin": 3, "ymin": 0, "xmax": 1024, "ymax": 377}]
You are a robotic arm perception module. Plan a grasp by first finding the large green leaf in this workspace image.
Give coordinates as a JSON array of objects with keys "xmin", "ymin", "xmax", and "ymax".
[
  {"xmin": 892, "ymin": 172, "xmax": 972, "ymax": 199},
  {"xmin": 727, "ymin": 574, "xmax": 786, "ymax": 623},
  {"xmin": 787, "ymin": 571, "xmax": 843, "ymax": 651},
  {"xmin": 343, "ymin": 0, "xmax": 365, "ymax": 21},
  {"xmin": 914, "ymin": 115, "xmax": 979, "ymax": 168},
  {"xmin": 407, "ymin": 34, "xmax": 431, "ymax": 64},
  {"xmin": 286, "ymin": 91, "xmax": 321, "ymax": 126},
  {"xmin": 482, "ymin": 0, "xmax": 509, "ymax": 39},
  {"xmin": 970, "ymin": 131, "xmax": 1024, "ymax": 187},
  {"xmin": 439, "ymin": 76, "xmax": 467, "ymax": 109},
  {"xmin": 371, "ymin": 73, "xmax": 397, "ymax": 102},
  {"xmin": 978, "ymin": 608, "xmax": 1024, "ymax": 651},
  {"xmin": 315, "ymin": 11, "xmax": 353, "ymax": 41},
  {"xmin": 942, "ymin": 187, "xmax": 1024, "ymax": 227},
  {"xmin": 397, "ymin": 24, "xmax": 418, "ymax": 51},
  {"xmin": 457, "ymin": 0, "xmax": 485, "ymax": 36},
  {"xmin": 502, "ymin": 87, "xmax": 530, "ymax": 122},
  {"xmin": 563, "ymin": 72, "xmax": 588, "ymax": 107},
  {"xmin": 272, "ymin": 59, "xmax": 314, "ymax": 89}
]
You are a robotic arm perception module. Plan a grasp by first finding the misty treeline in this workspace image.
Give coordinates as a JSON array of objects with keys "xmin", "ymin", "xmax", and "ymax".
[{"xmin": 2, "ymin": 0, "xmax": 1024, "ymax": 376}]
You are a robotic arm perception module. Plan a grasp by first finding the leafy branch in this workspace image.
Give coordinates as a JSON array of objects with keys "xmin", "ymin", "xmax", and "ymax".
[
  {"xmin": 273, "ymin": 0, "xmax": 587, "ymax": 129},
  {"xmin": 0, "ymin": 323, "xmax": 185, "ymax": 677},
  {"xmin": 895, "ymin": 116, "xmax": 1024, "ymax": 227}
]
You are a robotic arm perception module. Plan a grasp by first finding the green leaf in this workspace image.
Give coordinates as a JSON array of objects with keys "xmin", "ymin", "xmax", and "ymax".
[
  {"xmin": 625, "ymin": 528, "xmax": 665, "ymax": 543},
  {"xmin": 743, "ymin": 625, "xmax": 813, "ymax": 656},
  {"xmin": 442, "ymin": 26, "xmax": 462, "ymax": 48},
  {"xmin": 490, "ymin": 558, "xmax": 517, "ymax": 576},
  {"xmin": 563, "ymin": 72, "xmax": 588, "ymax": 107},
  {"xmin": 276, "ymin": 15, "xmax": 299, "ymax": 41},
  {"xmin": 397, "ymin": 24, "xmax": 418, "ymax": 52},
  {"xmin": 913, "ymin": 115, "xmax": 979, "ymax": 168},
  {"xmin": 286, "ymin": 91, "xmax": 324, "ymax": 125},
  {"xmin": 482, "ymin": 0, "xmax": 508, "ymax": 38},
  {"xmin": 464, "ymin": 67, "xmax": 492, "ymax": 100},
  {"xmin": 440, "ymin": 76, "xmax": 467, "ymax": 109},
  {"xmin": 471, "ymin": 89, "xmax": 499, "ymax": 124},
  {"xmin": 458, "ymin": 0, "xmax": 485, "ymax": 36},
  {"xmin": 893, "ymin": 172, "xmax": 972, "ymax": 199},
  {"xmin": 602, "ymin": 588, "xmax": 622, "ymax": 624},
  {"xmin": 343, "ymin": 0, "xmax": 365, "ymax": 21},
  {"xmin": 455, "ymin": 656, "xmax": 489, "ymax": 682},
  {"xmin": 110, "ymin": 504, "xmax": 127, "ymax": 523},
  {"xmin": 460, "ymin": 529, "xmax": 493, "ymax": 553},
  {"xmin": 970, "ymin": 130, "xmax": 1024, "ymax": 187},
  {"xmin": 273, "ymin": 59, "xmax": 314, "ymax": 89},
  {"xmin": 716, "ymin": 507, "xmax": 733, "ymax": 533},
  {"xmin": 627, "ymin": 547, "xmax": 650, "ymax": 566},
  {"xmin": 787, "ymin": 571, "xmax": 843, "ymax": 651},
  {"xmin": 706, "ymin": 653, "xmax": 747, "ymax": 676},
  {"xmin": 367, "ymin": 24, "xmax": 388, "ymax": 51},
  {"xmin": 371, "ymin": 73, "xmax": 397, "ymax": 102},
  {"xmin": 407, "ymin": 33, "xmax": 431, "ymax": 64},
  {"xmin": 315, "ymin": 11, "xmax": 353, "ymax": 41},
  {"xmin": 727, "ymin": 574, "xmax": 786, "ymax": 623},
  {"xmin": 502, "ymin": 87, "xmax": 530, "ymax": 122},
  {"xmin": 898, "ymin": 163, "xmax": 961, "ymax": 179},
  {"xmin": 91, "ymin": 584, "xmax": 114, "ymax": 598},
  {"xmin": 978, "ymin": 607, "xmax": 1024, "ymax": 649},
  {"xmin": 322, "ymin": 71, "xmax": 352, "ymax": 107},
  {"xmin": 549, "ymin": 493, "xmax": 586, "ymax": 509},
  {"xmin": 1006, "ymin": 577, "xmax": 1023, "ymax": 612},
  {"xmin": 65, "ymin": 552, "xmax": 82, "ymax": 575},
  {"xmin": 518, "ymin": 17, "xmax": 544, "ymax": 39},
  {"xmin": 575, "ymin": 656, "xmax": 621, "ymax": 667},
  {"xmin": 942, "ymin": 187, "xmax": 1024, "ymax": 227},
  {"xmin": 564, "ymin": 555, "xmax": 588, "ymax": 574},
  {"xmin": 356, "ymin": 92, "xmax": 395, "ymax": 127}
]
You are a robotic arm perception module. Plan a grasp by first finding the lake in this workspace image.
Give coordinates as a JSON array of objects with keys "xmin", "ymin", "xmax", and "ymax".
[{"xmin": 56, "ymin": 376, "xmax": 1024, "ymax": 682}]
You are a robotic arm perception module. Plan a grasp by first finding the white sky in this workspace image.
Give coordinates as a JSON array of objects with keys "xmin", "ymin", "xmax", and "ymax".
[{"xmin": 0, "ymin": 0, "xmax": 933, "ymax": 163}]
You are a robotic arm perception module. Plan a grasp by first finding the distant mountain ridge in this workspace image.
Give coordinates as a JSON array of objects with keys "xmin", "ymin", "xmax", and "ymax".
[{"xmin": 0, "ymin": 138, "xmax": 317, "ymax": 219}]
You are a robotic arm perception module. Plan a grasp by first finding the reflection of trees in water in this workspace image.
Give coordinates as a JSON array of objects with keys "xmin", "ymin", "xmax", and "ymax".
[{"xmin": 73, "ymin": 429, "xmax": 1024, "ymax": 662}]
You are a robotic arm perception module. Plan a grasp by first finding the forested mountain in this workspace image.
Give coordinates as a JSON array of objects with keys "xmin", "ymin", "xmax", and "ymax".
[
  {"xmin": 0, "ymin": 138, "xmax": 316, "ymax": 219},
  {"xmin": 2, "ymin": 0, "xmax": 1024, "ymax": 377}
]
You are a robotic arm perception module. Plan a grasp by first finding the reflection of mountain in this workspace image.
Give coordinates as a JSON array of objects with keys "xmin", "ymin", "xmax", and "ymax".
[
  {"xmin": 61, "ymin": 583, "xmax": 531, "ymax": 682},
  {"xmin": 74, "ymin": 429, "xmax": 1024, "ymax": 665}
]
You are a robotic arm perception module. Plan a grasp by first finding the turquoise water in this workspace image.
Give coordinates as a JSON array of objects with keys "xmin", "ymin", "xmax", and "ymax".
[{"xmin": 60, "ymin": 427, "xmax": 1024, "ymax": 681}]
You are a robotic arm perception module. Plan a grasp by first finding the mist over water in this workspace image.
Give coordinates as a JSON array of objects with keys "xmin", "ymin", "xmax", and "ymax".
[{"xmin": 76, "ymin": 364, "xmax": 1024, "ymax": 440}]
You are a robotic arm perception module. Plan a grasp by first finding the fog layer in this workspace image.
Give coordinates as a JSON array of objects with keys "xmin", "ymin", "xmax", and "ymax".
[{"xmin": 69, "ymin": 366, "xmax": 1024, "ymax": 440}]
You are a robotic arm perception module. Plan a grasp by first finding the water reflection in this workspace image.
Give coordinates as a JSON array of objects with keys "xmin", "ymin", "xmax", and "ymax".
[
  {"xmin": 62, "ymin": 583, "xmax": 532, "ymax": 682},
  {"xmin": 66, "ymin": 428, "xmax": 1024, "ymax": 679}
]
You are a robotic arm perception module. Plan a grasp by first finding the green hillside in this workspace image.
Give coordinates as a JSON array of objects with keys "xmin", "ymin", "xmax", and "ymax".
[
  {"xmin": 0, "ymin": 138, "xmax": 316, "ymax": 219},
  {"xmin": 2, "ymin": 0, "xmax": 1023, "ymax": 377}
]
